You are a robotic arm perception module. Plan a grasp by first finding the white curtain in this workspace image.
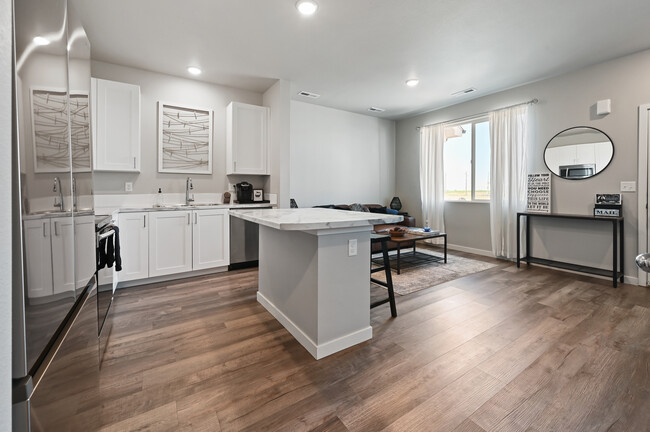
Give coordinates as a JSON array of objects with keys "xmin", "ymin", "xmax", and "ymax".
[
  {"xmin": 419, "ymin": 124, "xmax": 446, "ymax": 241},
  {"xmin": 489, "ymin": 104, "xmax": 529, "ymax": 259}
]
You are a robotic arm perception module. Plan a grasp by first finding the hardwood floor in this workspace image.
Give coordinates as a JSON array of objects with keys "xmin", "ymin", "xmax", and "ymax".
[{"xmin": 96, "ymin": 253, "xmax": 650, "ymax": 431}]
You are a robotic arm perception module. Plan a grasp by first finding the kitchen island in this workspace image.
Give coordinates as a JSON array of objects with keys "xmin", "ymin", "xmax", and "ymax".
[{"xmin": 229, "ymin": 208, "xmax": 402, "ymax": 359}]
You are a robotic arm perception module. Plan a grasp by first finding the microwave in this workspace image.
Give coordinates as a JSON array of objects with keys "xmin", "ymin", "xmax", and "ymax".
[{"xmin": 559, "ymin": 163, "xmax": 595, "ymax": 179}]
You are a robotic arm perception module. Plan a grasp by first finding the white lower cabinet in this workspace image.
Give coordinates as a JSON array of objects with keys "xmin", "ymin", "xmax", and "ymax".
[
  {"xmin": 51, "ymin": 216, "xmax": 76, "ymax": 295},
  {"xmin": 192, "ymin": 209, "xmax": 230, "ymax": 270},
  {"xmin": 149, "ymin": 211, "xmax": 193, "ymax": 277},
  {"xmin": 75, "ymin": 215, "xmax": 97, "ymax": 289},
  {"xmin": 23, "ymin": 219, "xmax": 53, "ymax": 299},
  {"xmin": 24, "ymin": 215, "xmax": 96, "ymax": 301},
  {"xmin": 116, "ymin": 209, "xmax": 230, "ymax": 284},
  {"xmin": 117, "ymin": 212, "xmax": 149, "ymax": 282}
]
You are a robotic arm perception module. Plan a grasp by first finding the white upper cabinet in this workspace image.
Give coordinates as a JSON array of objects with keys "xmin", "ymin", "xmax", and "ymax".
[
  {"xmin": 192, "ymin": 209, "xmax": 230, "ymax": 270},
  {"xmin": 92, "ymin": 78, "xmax": 141, "ymax": 172},
  {"xmin": 226, "ymin": 102, "xmax": 269, "ymax": 175}
]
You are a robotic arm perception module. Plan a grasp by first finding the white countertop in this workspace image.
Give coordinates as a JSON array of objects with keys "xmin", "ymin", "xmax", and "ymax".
[{"xmin": 229, "ymin": 208, "xmax": 403, "ymax": 231}]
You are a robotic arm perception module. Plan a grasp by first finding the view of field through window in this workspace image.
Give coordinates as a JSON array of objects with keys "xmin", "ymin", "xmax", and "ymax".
[{"xmin": 444, "ymin": 120, "xmax": 490, "ymax": 201}]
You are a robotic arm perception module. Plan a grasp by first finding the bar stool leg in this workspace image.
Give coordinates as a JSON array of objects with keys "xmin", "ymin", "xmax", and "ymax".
[{"xmin": 381, "ymin": 239, "xmax": 397, "ymax": 317}]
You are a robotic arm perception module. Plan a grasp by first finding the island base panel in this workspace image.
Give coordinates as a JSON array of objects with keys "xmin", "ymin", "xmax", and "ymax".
[{"xmin": 257, "ymin": 225, "xmax": 372, "ymax": 359}]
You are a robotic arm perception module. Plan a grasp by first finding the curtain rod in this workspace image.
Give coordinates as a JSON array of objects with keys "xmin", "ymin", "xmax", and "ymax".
[{"xmin": 416, "ymin": 98, "xmax": 538, "ymax": 130}]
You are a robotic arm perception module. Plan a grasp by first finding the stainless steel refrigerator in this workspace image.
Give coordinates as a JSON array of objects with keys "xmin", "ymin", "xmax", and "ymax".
[{"xmin": 12, "ymin": 1, "xmax": 101, "ymax": 430}]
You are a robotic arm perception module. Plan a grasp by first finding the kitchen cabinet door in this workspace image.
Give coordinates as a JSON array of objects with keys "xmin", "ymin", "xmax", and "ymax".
[
  {"xmin": 75, "ymin": 215, "xmax": 96, "ymax": 289},
  {"xmin": 226, "ymin": 102, "xmax": 269, "ymax": 175},
  {"xmin": 23, "ymin": 219, "xmax": 53, "ymax": 300},
  {"xmin": 149, "ymin": 211, "xmax": 192, "ymax": 277},
  {"xmin": 192, "ymin": 209, "xmax": 230, "ymax": 270},
  {"xmin": 117, "ymin": 212, "xmax": 149, "ymax": 282},
  {"xmin": 51, "ymin": 217, "xmax": 76, "ymax": 296},
  {"xmin": 92, "ymin": 78, "xmax": 141, "ymax": 172}
]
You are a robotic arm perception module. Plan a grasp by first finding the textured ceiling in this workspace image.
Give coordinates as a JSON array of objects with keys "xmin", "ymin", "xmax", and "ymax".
[{"xmin": 70, "ymin": 0, "xmax": 650, "ymax": 119}]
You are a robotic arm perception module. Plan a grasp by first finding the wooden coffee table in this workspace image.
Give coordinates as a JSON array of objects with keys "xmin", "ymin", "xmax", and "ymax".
[{"xmin": 373, "ymin": 231, "xmax": 447, "ymax": 274}]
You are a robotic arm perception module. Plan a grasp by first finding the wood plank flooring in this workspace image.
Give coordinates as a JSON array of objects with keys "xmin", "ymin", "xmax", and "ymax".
[{"xmin": 96, "ymin": 252, "xmax": 650, "ymax": 431}]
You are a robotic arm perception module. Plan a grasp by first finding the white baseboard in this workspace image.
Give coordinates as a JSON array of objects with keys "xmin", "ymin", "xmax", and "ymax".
[
  {"xmin": 257, "ymin": 291, "xmax": 372, "ymax": 360},
  {"xmin": 116, "ymin": 266, "xmax": 228, "ymax": 289},
  {"xmin": 447, "ymin": 244, "xmax": 494, "ymax": 258}
]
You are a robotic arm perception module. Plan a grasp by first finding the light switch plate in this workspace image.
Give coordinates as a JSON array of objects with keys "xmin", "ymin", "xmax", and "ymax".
[
  {"xmin": 125, "ymin": 182, "xmax": 133, "ymax": 192},
  {"xmin": 620, "ymin": 181, "xmax": 636, "ymax": 192},
  {"xmin": 348, "ymin": 239, "xmax": 357, "ymax": 256}
]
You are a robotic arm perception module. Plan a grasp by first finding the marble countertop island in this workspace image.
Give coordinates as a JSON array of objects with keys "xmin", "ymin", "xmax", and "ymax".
[
  {"xmin": 229, "ymin": 208, "xmax": 403, "ymax": 230},
  {"xmin": 230, "ymin": 207, "xmax": 403, "ymax": 360}
]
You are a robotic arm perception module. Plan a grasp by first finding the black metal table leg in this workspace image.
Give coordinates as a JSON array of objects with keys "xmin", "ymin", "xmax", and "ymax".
[
  {"xmin": 613, "ymin": 220, "xmax": 618, "ymax": 288},
  {"xmin": 525, "ymin": 214, "xmax": 530, "ymax": 265},
  {"xmin": 443, "ymin": 234, "xmax": 447, "ymax": 263},
  {"xmin": 396, "ymin": 246, "xmax": 401, "ymax": 275},
  {"xmin": 517, "ymin": 213, "xmax": 521, "ymax": 268},
  {"xmin": 620, "ymin": 219, "xmax": 624, "ymax": 283}
]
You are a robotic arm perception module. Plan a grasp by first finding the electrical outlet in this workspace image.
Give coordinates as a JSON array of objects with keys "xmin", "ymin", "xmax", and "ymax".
[
  {"xmin": 125, "ymin": 182, "xmax": 133, "ymax": 192},
  {"xmin": 348, "ymin": 239, "xmax": 357, "ymax": 256},
  {"xmin": 620, "ymin": 181, "xmax": 636, "ymax": 192}
]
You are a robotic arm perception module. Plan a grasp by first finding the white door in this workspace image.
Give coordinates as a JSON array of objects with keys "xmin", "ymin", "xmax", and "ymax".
[
  {"xmin": 51, "ymin": 216, "xmax": 76, "ymax": 295},
  {"xmin": 23, "ymin": 219, "xmax": 53, "ymax": 299},
  {"xmin": 149, "ymin": 211, "xmax": 193, "ymax": 277},
  {"xmin": 92, "ymin": 78, "xmax": 141, "ymax": 172},
  {"xmin": 640, "ymin": 104, "xmax": 650, "ymax": 286},
  {"xmin": 193, "ymin": 209, "xmax": 230, "ymax": 270},
  {"xmin": 75, "ymin": 215, "xmax": 97, "ymax": 289},
  {"xmin": 117, "ymin": 212, "xmax": 149, "ymax": 282}
]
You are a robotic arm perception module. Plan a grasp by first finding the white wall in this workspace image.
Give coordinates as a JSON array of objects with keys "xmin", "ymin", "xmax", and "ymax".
[
  {"xmin": 263, "ymin": 80, "xmax": 291, "ymax": 208},
  {"xmin": 396, "ymin": 48, "xmax": 650, "ymax": 279},
  {"xmin": 91, "ymin": 61, "xmax": 266, "ymax": 198},
  {"xmin": 290, "ymin": 101, "xmax": 396, "ymax": 208},
  {"xmin": 1, "ymin": 0, "xmax": 13, "ymax": 427}
]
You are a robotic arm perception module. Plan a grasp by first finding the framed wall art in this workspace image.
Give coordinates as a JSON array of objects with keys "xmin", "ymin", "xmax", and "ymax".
[
  {"xmin": 31, "ymin": 88, "xmax": 91, "ymax": 173},
  {"xmin": 158, "ymin": 101, "xmax": 213, "ymax": 174}
]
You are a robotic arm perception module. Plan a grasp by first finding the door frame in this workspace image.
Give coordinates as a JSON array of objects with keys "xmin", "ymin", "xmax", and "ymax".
[{"xmin": 637, "ymin": 103, "xmax": 650, "ymax": 286}]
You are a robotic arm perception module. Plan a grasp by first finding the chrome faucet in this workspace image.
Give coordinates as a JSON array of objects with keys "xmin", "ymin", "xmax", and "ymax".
[
  {"xmin": 53, "ymin": 177, "xmax": 64, "ymax": 211},
  {"xmin": 185, "ymin": 177, "xmax": 194, "ymax": 205},
  {"xmin": 72, "ymin": 177, "xmax": 77, "ymax": 212}
]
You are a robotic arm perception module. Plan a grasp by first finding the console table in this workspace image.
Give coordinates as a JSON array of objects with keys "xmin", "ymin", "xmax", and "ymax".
[{"xmin": 516, "ymin": 212, "xmax": 624, "ymax": 288}]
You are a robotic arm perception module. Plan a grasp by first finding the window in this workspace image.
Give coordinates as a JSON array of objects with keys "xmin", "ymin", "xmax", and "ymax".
[{"xmin": 444, "ymin": 119, "xmax": 491, "ymax": 201}]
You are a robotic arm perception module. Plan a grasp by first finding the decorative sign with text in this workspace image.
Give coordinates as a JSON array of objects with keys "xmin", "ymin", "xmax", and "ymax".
[{"xmin": 527, "ymin": 173, "xmax": 551, "ymax": 213}]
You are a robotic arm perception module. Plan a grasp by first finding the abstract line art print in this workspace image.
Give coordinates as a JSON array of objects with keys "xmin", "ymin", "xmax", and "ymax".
[
  {"xmin": 158, "ymin": 102, "xmax": 213, "ymax": 174},
  {"xmin": 31, "ymin": 88, "xmax": 91, "ymax": 173}
]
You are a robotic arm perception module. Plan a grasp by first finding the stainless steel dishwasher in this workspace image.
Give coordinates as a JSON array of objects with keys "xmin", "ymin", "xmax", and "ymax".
[{"xmin": 229, "ymin": 206, "xmax": 272, "ymax": 270}]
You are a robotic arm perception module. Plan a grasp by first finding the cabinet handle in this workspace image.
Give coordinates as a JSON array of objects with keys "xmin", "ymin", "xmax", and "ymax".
[
  {"xmin": 194, "ymin": 213, "xmax": 197, "ymax": 224},
  {"xmin": 143, "ymin": 215, "xmax": 146, "ymax": 228},
  {"xmin": 234, "ymin": 161, "xmax": 236, "ymax": 172},
  {"xmin": 43, "ymin": 222, "xmax": 47, "ymax": 237},
  {"xmin": 187, "ymin": 213, "xmax": 190, "ymax": 225},
  {"xmin": 54, "ymin": 222, "xmax": 59, "ymax": 236},
  {"xmin": 133, "ymin": 157, "xmax": 136, "ymax": 169}
]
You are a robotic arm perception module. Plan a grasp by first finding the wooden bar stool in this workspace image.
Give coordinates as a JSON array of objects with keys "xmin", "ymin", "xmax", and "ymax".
[{"xmin": 370, "ymin": 234, "xmax": 397, "ymax": 317}]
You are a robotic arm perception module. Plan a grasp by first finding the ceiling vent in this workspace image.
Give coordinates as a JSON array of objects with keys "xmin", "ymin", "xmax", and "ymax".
[
  {"xmin": 452, "ymin": 87, "xmax": 477, "ymax": 97},
  {"xmin": 298, "ymin": 90, "xmax": 320, "ymax": 99},
  {"xmin": 368, "ymin": 107, "xmax": 385, "ymax": 113}
]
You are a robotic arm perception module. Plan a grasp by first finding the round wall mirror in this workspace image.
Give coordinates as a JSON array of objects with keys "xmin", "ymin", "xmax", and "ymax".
[{"xmin": 543, "ymin": 126, "xmax": 614, "ymax": 180}]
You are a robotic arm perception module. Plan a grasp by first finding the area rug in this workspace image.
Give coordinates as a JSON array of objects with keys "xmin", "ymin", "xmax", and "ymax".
[{"xmin": 371, "ymin": 248, "xmax": 497, "ymax": 295}]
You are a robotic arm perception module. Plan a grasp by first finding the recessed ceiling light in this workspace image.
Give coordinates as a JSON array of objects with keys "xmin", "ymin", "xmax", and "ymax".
[
  {"xmin": 33, "ymin": 36, "xmax": 50, "ymax": 46},
  {"xmin": 405, "ymin": 79, "xmax": 419, "ymax": 87},
  {"xmin": 187, "ymin": 66, "xmax": 202, "ymax": 75},
  {"xmin": 296, "ymin": 0, "xmax": 318, "ymax": 15}
]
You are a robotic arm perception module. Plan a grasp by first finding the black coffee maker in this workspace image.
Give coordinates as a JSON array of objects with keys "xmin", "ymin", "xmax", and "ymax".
[{"xmin": 234, "ymin": 182, "xmax": 254, "ymax": 203}]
